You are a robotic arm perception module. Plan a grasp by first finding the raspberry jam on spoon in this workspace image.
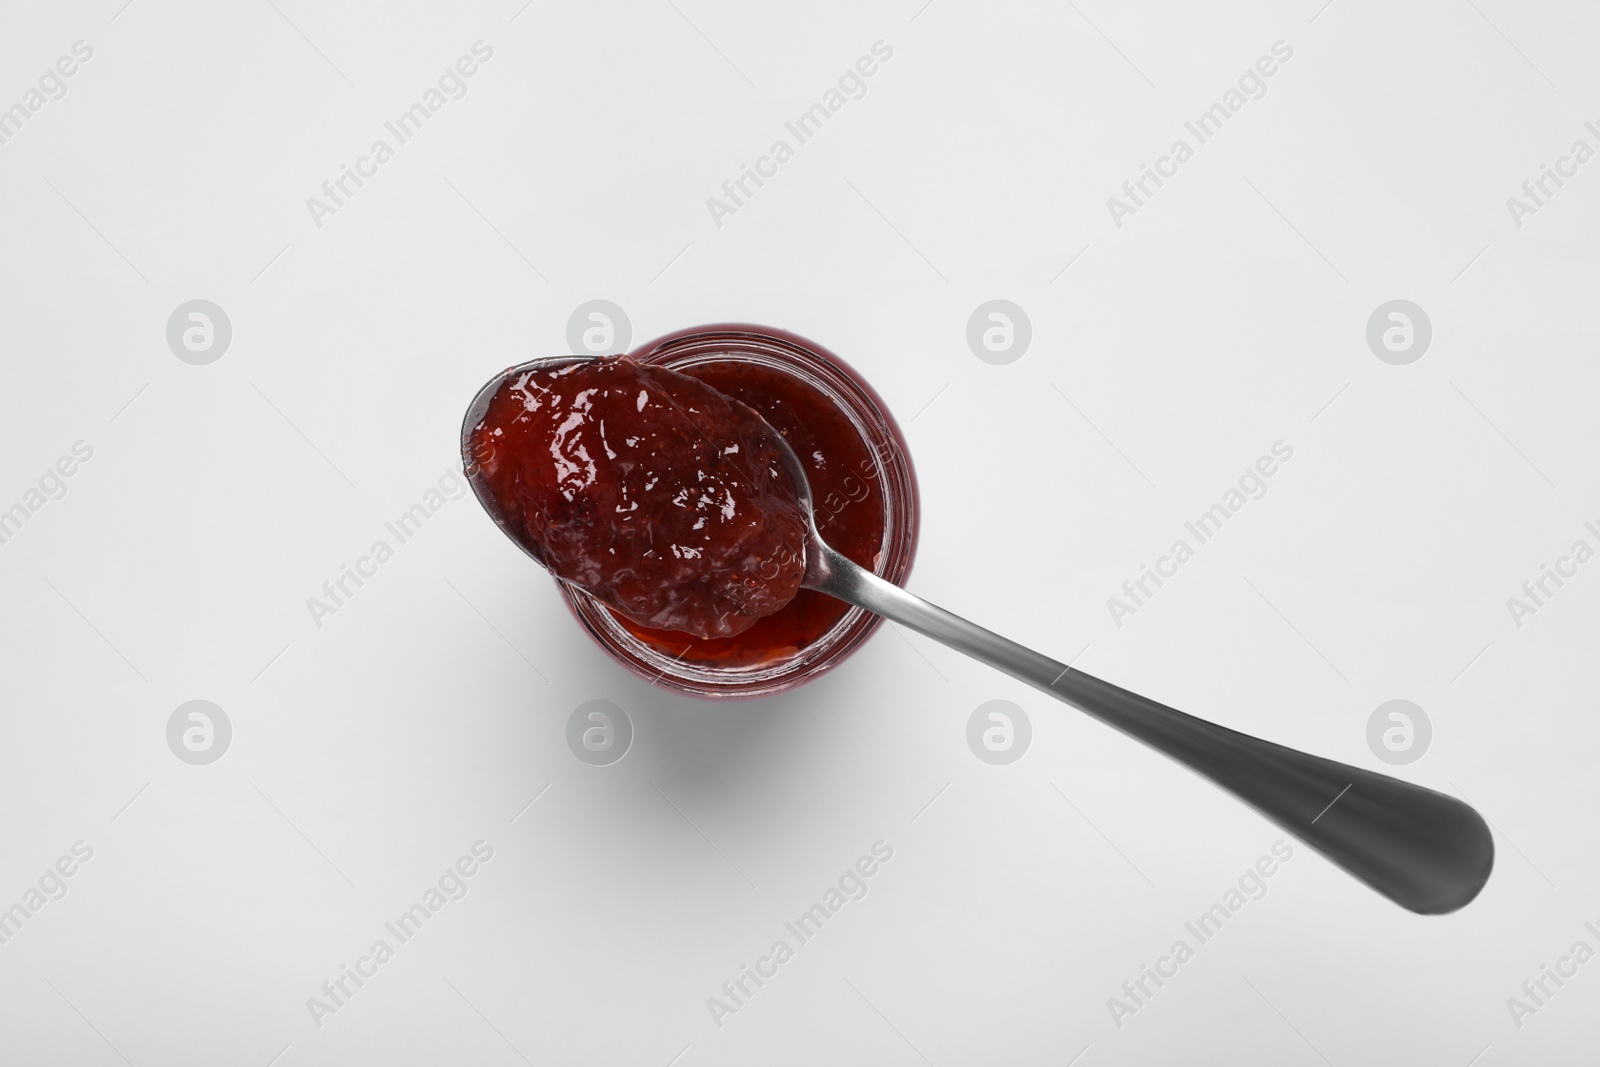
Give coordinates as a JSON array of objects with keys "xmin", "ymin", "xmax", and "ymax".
[{"xmin": 463, "ymin": 355, "xmax": 807, "ymax": 639}]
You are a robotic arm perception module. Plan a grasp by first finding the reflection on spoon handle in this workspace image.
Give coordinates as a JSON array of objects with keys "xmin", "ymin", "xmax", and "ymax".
[{"xmin": 809, "ymin": 545, "xmax": 1493, "ymax": 915}]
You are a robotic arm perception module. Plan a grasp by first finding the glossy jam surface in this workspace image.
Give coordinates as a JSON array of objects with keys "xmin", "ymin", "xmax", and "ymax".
[
  {"xmin": 467, "ymin": 356, "xmax": 807, "ymax": 638},
  {"xmin": 611, "ymin": 356, "xmax": 888, "ymax": 667}
]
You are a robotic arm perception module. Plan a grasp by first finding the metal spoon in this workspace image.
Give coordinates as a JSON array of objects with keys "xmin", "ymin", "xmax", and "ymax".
[
  {"xmin": 462, "ymin": 354, "xmax": 1493, "ymax": 914},
  {"xmin": 766, "ymin": 430, "xmax": 1493, "ymax": 915}
]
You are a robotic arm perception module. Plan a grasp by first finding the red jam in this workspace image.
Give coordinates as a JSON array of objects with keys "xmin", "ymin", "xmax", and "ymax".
[
  {"xmin": 466, "ymin": 356, "xmax": 807, "ymax": 638},
  {"xmin": 610, "ymin": 356, "xmax": 887, "ymax": 668}
]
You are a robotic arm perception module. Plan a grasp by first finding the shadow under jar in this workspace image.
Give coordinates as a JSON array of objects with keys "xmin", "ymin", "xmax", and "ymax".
[{"xmin": 557, "ymin": 325, "xmax": 919, "ymax": 698}]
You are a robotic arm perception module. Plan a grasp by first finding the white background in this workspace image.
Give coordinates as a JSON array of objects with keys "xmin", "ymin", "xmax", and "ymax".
[{"xmin": 1, "ymin": 0, "xmax": 1597, "ymax": 1063}]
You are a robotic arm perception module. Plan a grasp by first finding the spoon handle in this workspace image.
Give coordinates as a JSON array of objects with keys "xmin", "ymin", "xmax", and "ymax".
[{"xmin": 812, "ymin": 547, "xmax": 1493, "ymax": 914}]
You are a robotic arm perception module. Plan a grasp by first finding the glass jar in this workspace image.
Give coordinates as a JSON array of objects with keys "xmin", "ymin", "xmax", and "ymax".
[{"xmin": 559, "ymin": 324, "xmax": 919, "ymax": 698}]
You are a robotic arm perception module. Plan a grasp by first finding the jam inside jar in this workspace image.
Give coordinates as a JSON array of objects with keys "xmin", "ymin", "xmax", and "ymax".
[{"xmin": 561, "ymin": 326, "xmax": 919, "ymax": 698}]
